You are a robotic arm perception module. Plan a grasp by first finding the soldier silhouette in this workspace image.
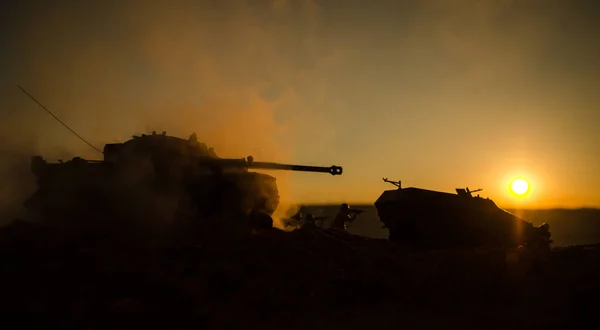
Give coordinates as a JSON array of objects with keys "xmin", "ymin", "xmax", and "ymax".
[
  {"xmin": 302, "ymin": 213, "xmax": 317, "ymax": 229},
  {"xmin": 330, "ymin": 203, "xmax": 361, "ymax": 232}
]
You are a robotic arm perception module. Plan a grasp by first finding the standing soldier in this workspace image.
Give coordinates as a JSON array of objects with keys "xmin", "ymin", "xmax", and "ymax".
[
  {"xmin": 301, "ymin": 214, "xmax": 317, "ymax": 230},
  {"xmin": 329, "ymin": 203, "xmax": 362, "ymax": 232}
]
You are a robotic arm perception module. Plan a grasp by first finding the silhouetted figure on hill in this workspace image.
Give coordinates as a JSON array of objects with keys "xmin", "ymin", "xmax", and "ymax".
[
  {"xmin": 329, "ymin": 203, "xmax": 361, "ymax": 232},
  {"xmin": 302, "ymin": 214, "xmax": 317, "ymax": 229},
  {"xmin": 189, "ymin": 133, "xmax": 198, "ymax": 142}
]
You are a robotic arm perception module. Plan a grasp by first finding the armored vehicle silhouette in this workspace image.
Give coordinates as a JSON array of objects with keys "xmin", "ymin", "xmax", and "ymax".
[
  {"xmin": 375, "ymin": 178, "xmax": 552, "ymax": 249},
  {"xmin": 24, "ymin": 132, "xmax": 343, "ymax": 233}
]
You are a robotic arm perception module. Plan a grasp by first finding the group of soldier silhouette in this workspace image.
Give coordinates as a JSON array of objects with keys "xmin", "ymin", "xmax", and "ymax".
[{"xmin": 257, "ymin": 202, "xmax": 363, "ymax": 232}]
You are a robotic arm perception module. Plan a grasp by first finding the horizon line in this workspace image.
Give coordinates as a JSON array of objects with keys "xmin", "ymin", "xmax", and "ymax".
[{"xmin": 293, "ymin": 203, "xmax": 600, "ymax": 211}]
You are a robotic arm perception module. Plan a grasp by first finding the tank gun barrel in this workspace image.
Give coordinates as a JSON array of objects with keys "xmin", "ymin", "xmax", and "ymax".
[
  {"xmin": 198, "ymin": 156, "xmax": 343, "ymax": 175},
  {"xmin": 248, "ymin": 161, "xmax": 342, "ymax": 175}
]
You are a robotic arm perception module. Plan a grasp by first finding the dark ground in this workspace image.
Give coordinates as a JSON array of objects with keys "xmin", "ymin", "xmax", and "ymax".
[{"xmin": 1, "ymin": 219, "xmax": 600, "ymax": 330}]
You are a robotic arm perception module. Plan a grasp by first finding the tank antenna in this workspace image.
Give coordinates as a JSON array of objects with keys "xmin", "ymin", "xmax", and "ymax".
[{"xmin": 17, "ymin": 85, "xmax": 103, "ymax": 155}]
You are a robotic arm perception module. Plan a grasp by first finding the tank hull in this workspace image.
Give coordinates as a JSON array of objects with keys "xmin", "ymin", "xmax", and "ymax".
[
  {"xmin": 24, "ymin": 160, "xmax": 280, "ymax": 232},
  {"xmin": 375, "ymin": 187, "xmax": 551, "ymax": 249}
]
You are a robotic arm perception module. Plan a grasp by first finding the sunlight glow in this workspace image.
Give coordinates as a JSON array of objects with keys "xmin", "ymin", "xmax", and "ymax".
[{"xmin": 510, "ymin": 177, "xmax": 530, "ymax": 197}]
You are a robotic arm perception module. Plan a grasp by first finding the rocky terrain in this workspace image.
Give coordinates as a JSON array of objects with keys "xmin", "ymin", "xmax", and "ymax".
[{"xmin": 1, "ymin": 219, "xmax": 600, "ymax": 330}]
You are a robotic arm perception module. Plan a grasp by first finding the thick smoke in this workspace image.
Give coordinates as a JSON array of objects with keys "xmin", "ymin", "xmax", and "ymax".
[
  {"xmin": 4, "ymin": 0, "xmax": 598, "ymax": 214},
  {"xmin": 0, "ymin": 109, "xmax": 43, "ymax": 226},
  {"xmin": 0, "ymin": 150, "xmax": 36, "ymax": 227},
  {"xmin": 0, "ymin": 0, "xmax": 336, "ymax": 228}
]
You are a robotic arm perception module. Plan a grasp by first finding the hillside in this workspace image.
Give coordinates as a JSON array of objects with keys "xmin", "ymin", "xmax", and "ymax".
[{"xmin": 1, "ymin": 219, "xmax": 599, "ymax": 329}]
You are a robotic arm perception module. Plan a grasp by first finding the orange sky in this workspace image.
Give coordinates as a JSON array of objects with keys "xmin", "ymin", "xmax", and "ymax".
[{"xmin": 1, "ymin": 0, "xmax": 599, "ymax": 209}]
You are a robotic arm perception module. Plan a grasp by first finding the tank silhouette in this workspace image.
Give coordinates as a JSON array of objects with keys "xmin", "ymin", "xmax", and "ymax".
[
  {"xmin": 23, "ymin": 132, "xmax": 343, "ymax": 232},
  {"xmin": 375, "ymin": 178, "xmax": 552, "ymax": 249}
]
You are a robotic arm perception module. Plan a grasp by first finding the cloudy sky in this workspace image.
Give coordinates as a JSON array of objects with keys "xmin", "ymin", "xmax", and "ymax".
[{"xmin": 1, "ymin": 0, "xmax": 599, "ymax": 209}]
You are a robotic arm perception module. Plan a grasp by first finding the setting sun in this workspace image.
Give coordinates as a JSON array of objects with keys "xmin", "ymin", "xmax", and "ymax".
[{"xmin": 510, "ymin": 177, "xmax": 530, "ymax": 196}]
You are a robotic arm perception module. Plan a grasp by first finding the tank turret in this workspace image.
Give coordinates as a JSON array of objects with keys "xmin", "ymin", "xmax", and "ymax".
[{"xmin": 375, "ymin": 178, "xmax": 552, "ymax": 249}]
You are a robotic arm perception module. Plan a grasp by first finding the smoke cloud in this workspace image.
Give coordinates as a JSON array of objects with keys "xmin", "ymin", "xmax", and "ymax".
[
  {"xmin": 2, "ymin": 0, "xmax": 599, "ymax": 213},
  {"xmin": 0, "ymin": 0, "xmax": 341, "ymax": 227}
]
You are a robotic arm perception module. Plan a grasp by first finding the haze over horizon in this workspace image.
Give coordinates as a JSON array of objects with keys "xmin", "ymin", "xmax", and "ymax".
[{"xmin": 1, "ymin": 0, "xmax": 599, "ymax": 210}]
